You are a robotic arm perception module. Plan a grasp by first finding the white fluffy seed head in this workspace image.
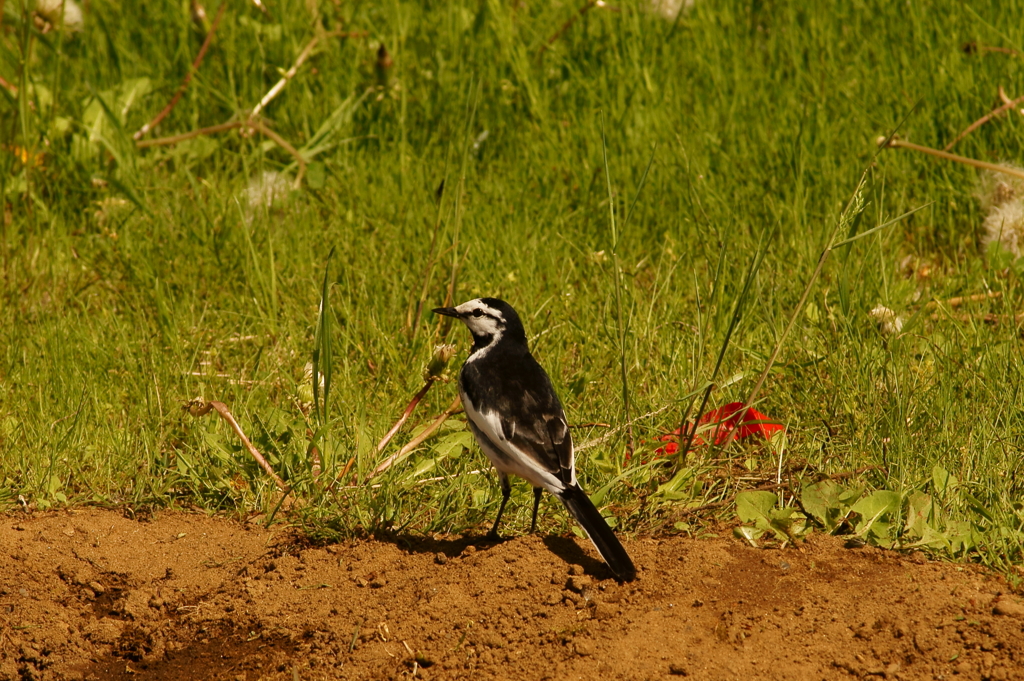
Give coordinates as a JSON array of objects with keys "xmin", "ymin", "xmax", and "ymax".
[
  {"xmin": 869, "ymin": 305, "xmax": 904, "ymax": 336},
  {"xmin": 975, "ymin": 167, "xmax": 1024, "ymax": 212},
  {"xmin": 982, "ymin": 198, "xmax": 1024, "ymax": 258},
  {"xmin": 241, "ymin": 171, "xmax": 291, "ymax": 224},
  {"xmin": 645, "ymin": 0, "xmax": 695, "ymax": 21},
  {"xmin": 36, "ymin": 0, "xmax": 84, "ymax": 32}
]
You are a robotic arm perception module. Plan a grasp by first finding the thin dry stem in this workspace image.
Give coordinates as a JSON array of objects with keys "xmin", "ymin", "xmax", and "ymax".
[
  {"xmin": 923, "ymin": 291, "xmax": 1002, "ymax": 310},
  {"xmin": 998, "ymin": 86, "xmax": 1024, "ymax": 119},
  {"xmin": 738, "ymin": 169, "xmax": 871, "ymax": 443},
  {"xmin": 375, "ymin": 380, "xmax": 435, "ymax": 455},
  {"xmin": 248, "ymin": 30, "xmax": 366, "ymax": 120},
  {"xmin": 135, "ymin": 120, "xmax": 243, "ymax": 149},
  {"xmin": 134, "ymin": 26, "xmax": 366, "ymax": 190},
  {"xmin": 188, "ymin": 400, "xmax": 290, "ymax": 492},
  {"xmin": 336, "ymin": 456, "xmax": 355, "ymax": 485},
  {"xmin": 366, "ymin": 396, "xmax": 462, "ymax": 480},
  {"xmin": 881, "ymin": 137, "xmax": 1024, "ymax": 181},
  {"xmin": 968, "ymin": 43, "xmax": 1024, "ymax": 59},
  {"xmin": 944, "ymin": 88, "xmax": 1024, "ymax": 151},
  {"xmin": 134, "ymin": 2, "xmax": 226, "ymax": 140},
  {"xmin": 136, "ymin": 118, "xmax": 307, "ymax": 185},
  {"xmin": 245, "ymin": 119, "xmax": 307, "ymax": 186}
]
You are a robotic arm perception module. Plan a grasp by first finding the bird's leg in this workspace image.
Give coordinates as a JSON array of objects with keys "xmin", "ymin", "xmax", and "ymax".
[
  {"xmin": 529, "ymin": 487, "xmax": 542, "ymax": 533},
  {"xmin": 487, "ymin": 473, "xmax": 512, "ymax": 540}
]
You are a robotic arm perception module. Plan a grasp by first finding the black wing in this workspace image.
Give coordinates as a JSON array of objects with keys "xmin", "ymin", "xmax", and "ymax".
[{"xmin": 460, "ymin": 349, "xmax": 575, "ymax": 486}]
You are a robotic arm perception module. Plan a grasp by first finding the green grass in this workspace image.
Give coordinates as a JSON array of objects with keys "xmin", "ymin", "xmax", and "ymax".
[{"xmin": 2, "ymin": 0, "xmax": 1024, "ymax": 570}]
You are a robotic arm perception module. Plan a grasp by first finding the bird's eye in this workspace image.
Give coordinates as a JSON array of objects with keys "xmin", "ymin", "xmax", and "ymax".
[{"xmin": 472, "ymin": 309, "xmax": 484, "ymax": 317}]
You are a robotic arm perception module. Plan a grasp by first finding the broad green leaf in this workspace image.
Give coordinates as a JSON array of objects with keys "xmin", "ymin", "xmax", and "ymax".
[
  {"xmin": 655, "ymin": 468, "xmax": 694, "ymax": 496},
  {"xmin": 405, "ymin": 458, "xmax": 437, "ymax": 479},
  {"xmin": 964, "ymin": 494, "xmax": 994, "ymax": 523},
  {"xmin": 868, "ymin": 521, "xmax": 893, "ymax": 543},
  {"xmin": 947, "ymin": 520, "xmax": 981, "ymax": 554},
  {"xmin": 733, "ymin": 525, "xmax": 764, "ymax": 547},
  {"xmin": 837, "ymin": 485, "xmax": 866, "ymax": 506},
  {"xmin": 736, "ymin": 491, "xmax": 778, "ymax": 528},
  {"xmin": 432, "ymin": 431, "xmax": 476, "ymax": 459},
  {"xmin": 851, "ymin": 490, "xmax": 901, "ymax": 537},
  {"xmin": 904, "ymin": 525, "xmax": 949, "ymax": 550},
  {"xmin": 801, "ymin": 480, "xmax": 842, "ymax": 526},
  {"xmin": 932, "ymin": 465, "xmax": 958, "ymax": 495},
  {"xmin": 470, "ymin": 489, "xmax": 488, "ymax": 509},
  {"xmin": 904, "ymin": 491, "xmax": 934, "ymax": 538}
]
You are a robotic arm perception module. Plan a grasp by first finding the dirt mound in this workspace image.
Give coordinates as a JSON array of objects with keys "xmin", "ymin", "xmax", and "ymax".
[{"xmin": 1, "ymin": 509, "xmax": 1022, "ymax": 680}]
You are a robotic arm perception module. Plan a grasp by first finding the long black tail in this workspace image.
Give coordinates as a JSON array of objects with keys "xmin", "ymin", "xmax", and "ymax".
[{"xmin": 559, "ymin": 485, "xmax": 637, "ymax": 581}]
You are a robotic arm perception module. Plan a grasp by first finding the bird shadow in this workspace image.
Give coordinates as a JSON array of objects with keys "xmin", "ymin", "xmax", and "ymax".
[
  {"xmin": 541, "ymin": 536, "xmax": 615, "ymax": 579},
  {"xmin": 364, "ymin": 530, "xmax": 616, "ymax": 580}
]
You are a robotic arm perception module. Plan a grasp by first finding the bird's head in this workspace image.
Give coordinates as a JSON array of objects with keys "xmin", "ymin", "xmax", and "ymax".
[{"xmin": 433, "ymin": 298, "xmax": 526, "ymax": 350}]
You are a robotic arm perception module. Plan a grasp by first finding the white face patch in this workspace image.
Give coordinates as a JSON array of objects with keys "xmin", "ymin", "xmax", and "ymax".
[{"xmin": 455, "ymin": 300, "xmax": 505, "ymax": 359}]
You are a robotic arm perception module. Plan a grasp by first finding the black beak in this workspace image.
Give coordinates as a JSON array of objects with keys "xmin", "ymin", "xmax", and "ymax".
[{"xmin": 433, "ymin": 307, "xmax": 460, "ymax": 318}]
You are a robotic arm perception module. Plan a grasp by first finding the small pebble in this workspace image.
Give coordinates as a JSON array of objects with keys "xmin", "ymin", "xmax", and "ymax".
[
  {"xmin": 574, "ymin": 640, "xmax": 594, "ymax": 656},
  {"xmin": 566, "ymin": 576, "xmax": 592, "ymax": 594},
  {"xmin": 993, "ymin": 598, "xmax": 1024, "ymax": 618}
]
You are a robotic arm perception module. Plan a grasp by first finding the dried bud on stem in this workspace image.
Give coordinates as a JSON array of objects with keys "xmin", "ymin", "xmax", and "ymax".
[{"xmin": 424, "ymin": 344, "xmax": 457, "ymax": 382}]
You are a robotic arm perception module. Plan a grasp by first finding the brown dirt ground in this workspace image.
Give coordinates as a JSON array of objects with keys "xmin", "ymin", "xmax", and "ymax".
[{"xmin": 2, "ymin": 510, "xmax": 1023, "ymax": 681}]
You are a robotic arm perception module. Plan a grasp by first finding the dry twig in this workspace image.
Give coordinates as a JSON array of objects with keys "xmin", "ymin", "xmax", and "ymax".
[
  {"xmin": 249, "ymin": 30, "xmax": 366, "ymax": 120},
  {"xmin": 963, "ymin": 42, "xmax": 1024, "ymax": 59},
  {"xmin": 375, "ymin": 382, "xmax": 436, "ymax": 456},
  {"xmin": 944, "ymin": 87, "xmax": 1024, "ymax": 151},
  {"xmin": 366, "ymin": 396, "xmax": 462, "ymax": 480},
  {"xmin": 879, "ymin": 136, "xmax": 1024, "ymax": 181},
  {"xmin": 246, "ymin": 118, "xmax": 308, "ymax": 186},
  {"xmin": 135, "ymin": 120, "xmax": 243, "ymax": 148},
  {"xmin": 133, "ymin": 28, "xmax": 366, "ymax": 188},
  {"xmin": 923, "ymin": 290, "xmax": 1002, "ymax": 310},
  {"xmin": 186, "ymin": 399, "xmax": 290, "ymax": 492},
  {"xmin": 134, "ymin": 2, "xmax": 227, "ymax": 140},
  {"xmin": 136, "ymin": 119, "xmax": 307, "ymax": 182}
]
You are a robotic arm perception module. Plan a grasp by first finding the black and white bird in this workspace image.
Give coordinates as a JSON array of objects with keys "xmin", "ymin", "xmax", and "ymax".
[{"xmin": 433, "ymin": 298, "xmax": 636, "ymax": 582}]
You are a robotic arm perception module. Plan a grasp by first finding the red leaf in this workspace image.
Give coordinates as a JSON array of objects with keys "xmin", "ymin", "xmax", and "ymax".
[{"xmin": 655, "ymin": 402, "xmax": 783, "ymax": 453}]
